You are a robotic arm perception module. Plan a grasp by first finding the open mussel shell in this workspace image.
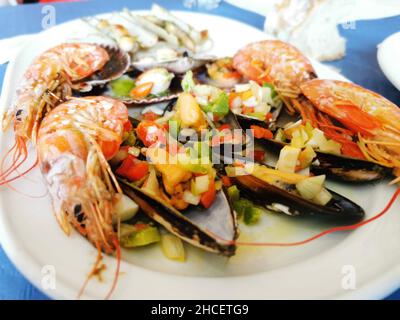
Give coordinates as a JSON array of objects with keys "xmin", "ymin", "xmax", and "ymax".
[
  {"xmin": 76, "ymin": 44, "xmax": 131, "ymax": 92},
  {"xmin": 254, "ymin": 137, "xmax": 390, "ymax": 183},
  {"xmin": 231, "ymin": 174, "xmax": 365, "ymax": 223},
  {"xmin": 310, "ymin": 152, "xmax": 391, "ymax": 182},
  {"xmin": 232, "ymin": 113, "xmax": 390, "ymax": 183},
  {"xmin": 119, "ymin": 179, "xmax": 238, "ymax": 256}
]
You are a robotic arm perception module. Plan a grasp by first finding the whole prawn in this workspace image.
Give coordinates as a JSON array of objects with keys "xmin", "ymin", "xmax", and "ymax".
[
  {"xmin": 37, "ymin": 96, "xmax": 129, "ymax": 298},
  {"xmin": 1, "ymin": 43, "xmax": 110, "ymax": 184},
  {"xmin": 37, "ymin": 96, "xmax": 129, "ymax": 253},
  {"xmin": 300, "ymin": 79, "xmax": 400, "ymax": 182},
  {"xmin": 232, "ymin": 39, "xmax": 317, "ymax": 114}
]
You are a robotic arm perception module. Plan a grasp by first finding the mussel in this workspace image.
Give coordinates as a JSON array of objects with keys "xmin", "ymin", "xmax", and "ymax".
[
  {"xmin": 119, "ymin": 179, "xmax": 238, "ymax": 256},
  {"xmin": 233, "ymin": 112, "xmax": 390, "ymax": 183},
  {"xmin": 220, "ymin": 112, "xmax": 365, "ymax": 223},
  {"xmin": 230, "ymin": 173, "xmax": 365, "ymax": 223},
  {"xmin": 309, "ymin": 151, "xmax": 391, "ymax": 182}
]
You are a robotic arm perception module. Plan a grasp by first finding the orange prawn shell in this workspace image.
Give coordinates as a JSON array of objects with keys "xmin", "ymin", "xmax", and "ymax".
[
  {"xmin": 300, "ymin": 79, "xmax": 400, "ymax": 135},
  {"xmin": 38, "ymin": 96, "xmax": 128, "ymax": 160},
  {"xmin": 232, "ymin": 40, "xmax": 316, "ymax": 88},
  {"xmin": 37, "ymin": 96, "xmax": 129, "ymax": 254},
  {"xmin": 38, "ymin": 43, "xmax": 110, "ymax": 81}
]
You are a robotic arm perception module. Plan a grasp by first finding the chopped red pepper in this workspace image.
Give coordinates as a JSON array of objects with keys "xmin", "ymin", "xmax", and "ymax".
[
  {"xmin": 242, "ymin": 107, "xmax": 255, "ymax": 115},
  {"xmin": 253, "ymin": 150, "xmax": 266, "ymax": 162},
  {"xmin": 143, "ymin": 111, "xmax": 160, "ymax": 121},
  {"xmin": 136, "ymin": 121, "xmax": 166, "ymax": 147},
  {"xmin": 116, "ymin": 155, "xmax": 149, "ymax": 181},
  {"xmin": 218, "ymin": 123, "xmax": 232, "ymax": 131},
  {"xmin": 221, "ymin": 175, "xmax": 232, "ymax": 187},
  {"xmin": 200, "ymin": 179, "xmax": 216, "ymax": 209},
  {"xmin": 123, "ymin": 120, "xmax": 132, "ymax": 133},
  {"xmin": 265, "ymin": 112, "xmax": 273, "ymax": 122},
  {"xmin": 250, "ymin": 125, "xmax": 273, "ymax": 140}
]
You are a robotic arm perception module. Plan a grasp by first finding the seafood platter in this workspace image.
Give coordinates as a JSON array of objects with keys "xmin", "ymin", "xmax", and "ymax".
[{"xmin": 0, "ymin": 4, "xmax": 399, "ymax": 299}]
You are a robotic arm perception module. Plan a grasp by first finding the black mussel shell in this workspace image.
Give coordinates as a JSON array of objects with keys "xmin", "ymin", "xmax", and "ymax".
[
  {"xmin": 231, "ymin": 174, "xmax": 365, "ymax": 223},
  {"xmin": 254, "ymin": 138, "xmax": 389, "ymax": 183},
  {"xmin": 310, "ymin": 152, "xmax": 391, "ymax": 182},
  {"xmin": 120, "ymin": 179, "xmax": 238, "ymax": 256}
]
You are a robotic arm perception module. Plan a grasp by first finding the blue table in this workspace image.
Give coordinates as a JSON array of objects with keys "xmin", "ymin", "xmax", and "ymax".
[{"xmin": 0, "ymin": 0, "xmax": 399, "ymax": 300}]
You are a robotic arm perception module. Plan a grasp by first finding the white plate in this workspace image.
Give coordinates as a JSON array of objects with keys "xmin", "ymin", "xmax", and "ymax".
[
  {"xmin": 0, "ymin": 11, "xmax": 399, "ymax": 300},
  {"xmin": 378, "ymin": 31, "xmax": 400, "ymax": 91}
]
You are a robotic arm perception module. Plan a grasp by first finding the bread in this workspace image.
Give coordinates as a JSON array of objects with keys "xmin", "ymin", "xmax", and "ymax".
[{"xmin": 265, "ymin": 0, "xmax": 351, "ymax": 61}]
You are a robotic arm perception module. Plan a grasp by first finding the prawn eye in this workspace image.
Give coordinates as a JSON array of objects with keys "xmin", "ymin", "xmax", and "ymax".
[
  {"xmin": 74, "ymin": 204, "xmax": 85, "ymax": 224},
  {"xmin": 74, "ymin": 204, "xmax": 82, "ymax": 215},
  {"xmin": 15, "ymin": 109, "xmax": 23, "ymax": 120}
]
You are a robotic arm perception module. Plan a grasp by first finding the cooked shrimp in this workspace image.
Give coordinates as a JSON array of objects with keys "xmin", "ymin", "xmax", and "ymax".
[
  {"xmin": 37, "ymin": 96, "xmax": 129, "ymax": 254},
  {"xmin": 206, "ymin": 57, "xmax": 242, "ymax": 88},
  {"xmin": 1, "ymin": 43, "xmax": 110, "ymax": 185},
  {"xmin": 300, "ymin": 79, "xmax": 400, "ymax": 182},
  {"xmin": 232, "ymin": 40, "xmax": 316, "ymax": 107}
]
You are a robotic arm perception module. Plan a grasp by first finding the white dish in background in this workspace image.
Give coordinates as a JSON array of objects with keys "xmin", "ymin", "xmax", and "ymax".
[
  {"xmin": 0, "ymin": 11, "xmax": 399, "ymax": 300},
  {"xmin": 378, "ymin": 31, "xmax": 400, "ymax": 91}
]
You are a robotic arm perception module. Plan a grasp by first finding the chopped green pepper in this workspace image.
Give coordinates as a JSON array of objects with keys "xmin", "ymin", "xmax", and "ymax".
[
  {"xmin": 120, "ymin": 224, "xmax": 161, "ymax": 247},
  {"xmin": 262, "ymin": 82, "xmax": 277, "ymax": 98},
  {"xmin": 181, "ymin": 70, "xmax": 196, "ymax": 92},
  {"xmin": 274, "ymin": 128, "xmax": 286, "ymax": 143},
  {"xmin": 227, "ymin": 185, "xmax": 240, "ymax": 203},
  {"xmin": 123, "ymin": 131, "xmax": 136, "ymax": 146},
  {"xmin": 243, "ymin": 207, "xmax": 262, "ymax": 225},
  {"xmin": 110, "ymin": 77, "xmax": 135, "ymax": 97},
  {"xmin": 233, "ymin": 198, "xmax": 253, "ymax": 219},
  {"xmin": 203, "ymin": 92, "xmax": 229, "ymax": 119},
  {"xmin": 168, "ymin": 119, "xmax": 180, "ymax": 139}
]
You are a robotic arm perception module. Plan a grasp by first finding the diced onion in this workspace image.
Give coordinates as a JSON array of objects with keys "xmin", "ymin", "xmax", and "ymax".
[
  {"xmin": 192, "ymin": 175, "xmax": 210, "ymax": 195},
  {"xmin": 183, "ymin": 190, "xmax": 201, "ymax": 205},
  {"xmin": 113, "ymin": 194, "xmax": 139, "ymax": 224},
  {"xmin": 234, "ymin": 83, "xmax": 251, "ymax": 92},
  {"xmin": 276, "ymin": 146, "xmax": 301, "ymax": 173},
  {"xmin": 161, "ymin": 233, "xmax": 185, "ymax": 262},
  {"xmin": 312, "ymin": 188, "xmax": 332, "ymax": 205},
  {"xmin": 296, "ymin": 175, "xmax": 325, "ymax": 200}
]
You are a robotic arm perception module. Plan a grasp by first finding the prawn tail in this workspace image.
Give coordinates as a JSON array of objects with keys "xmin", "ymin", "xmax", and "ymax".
[{"xmin": 0, "ymin": 135, "xmax": 37, "ymax": 185}]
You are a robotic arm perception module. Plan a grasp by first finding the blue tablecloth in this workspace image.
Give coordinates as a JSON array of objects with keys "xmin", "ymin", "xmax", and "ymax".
[{"xmin": 0, "ymin": 0, "xmax": 399, "ymax": 300}]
